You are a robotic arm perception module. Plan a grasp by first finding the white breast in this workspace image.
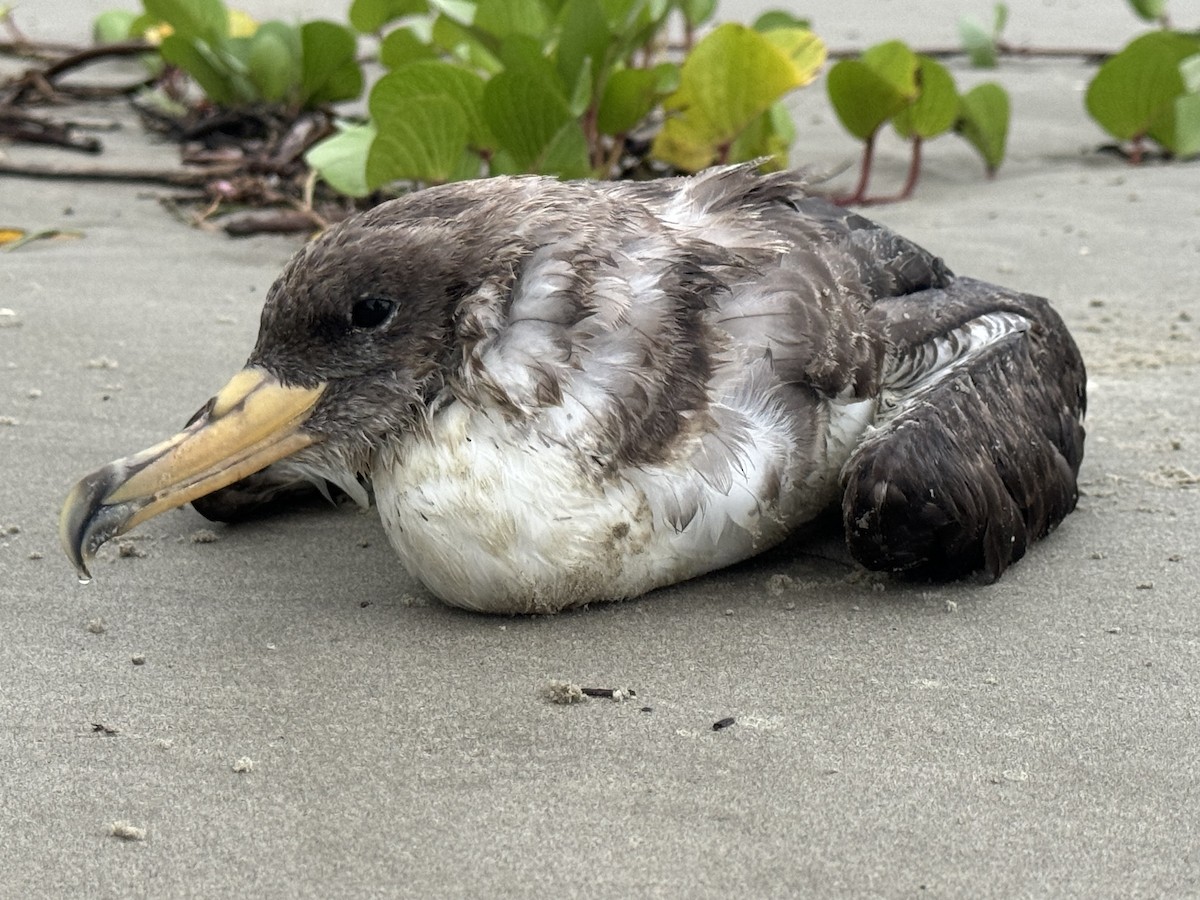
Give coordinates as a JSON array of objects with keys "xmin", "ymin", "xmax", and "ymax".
[{"xmin": 371, "ymin": 389, "xmax": 863, "ymax": 613}]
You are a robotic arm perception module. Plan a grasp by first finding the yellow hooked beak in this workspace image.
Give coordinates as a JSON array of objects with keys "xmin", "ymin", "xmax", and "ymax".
[{"xmin": 60, "ymin": 367, "xmax": 325, "ymax": 581}]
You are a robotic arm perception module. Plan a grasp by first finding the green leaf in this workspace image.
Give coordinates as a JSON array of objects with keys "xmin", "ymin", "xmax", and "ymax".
[
  {"xmin": 367, "ymin": 95, "xmax": 469, "ymax": 184},
  {"xmin": 1126, "ymin": 0, "xmax": 1167, "ymax": 21},
  {"xmin": 93, "ymin": 10, "xmax": 138, "ymax": 43},
  {"xmin": 349, "ymin": 0, "xmax": 428, "ymax": 33},
  {"xmin": 371, "ymin": 61, "xmax": 494, "ymax": 149},
  {"xmin": 538, "ymin": 120, "xmax": 592, "ymax": 177},
  {"xmin": 958, "ymin": 15, "xmax": 997, "ymax": 68},
  {"xmin": 727, "ymin": 100, "xmax": 794, "ymax": 169},
  {"xmin": 379, "ymin": 26, "xmax": 439, "ymax": 67},
  {"xmin": 956, "ymin": 81, "xmax": 1009, "ymax": 173},
  {"xmin": 676, "ymin": 0, "xmax": 716, "ymax": 27},
  {"xmin": 1181, "ymin": 52, "xmax": 1200, "ymax": 94},
  {"xmin": 431, "ymin": 14, "xmax": 504, "ymax": 72},
  {"xmin": 1165, "ymin": 91, "xmax": 1200, "ymax": 157},
  {"xmin": 429, "ymin": 0, "xmax": 478, "ymax": 23},
  {"xmin": 158, "ymin": 34, "xmax": 239, "ymax": 105},
  {"xmin": 474, "ymin": 0, "xmax": 550, "ymax": 39},
  {"xmin": 498, "ymin": 33, "xmax": 567, "ymax": 90},
  {"xmin": 596, "ymin": 64, "xmax": 659, "ymax": 134},
  {"xmin": 247, "ymin": 23, "xmax": 300, "ymax": 103},
  {"xmin": 556, "ymin": 0, "xmax": 612, "ymax": 98},
  {"xmin": 483, "ymin": 53, "xmax": 587, "ymax": 173},
  {"xmin": 306, "ymin": 121, "xmax": 377, "ymax": 196},
  {"xmin": 993, "ymin": 2, "xmax": 1009, "ymax": 33},
  {"xmin": 1085, "ymin": 32, "xmax": 1200, "ymax": 143},
  {"xmin": 892, "ymin": 55, "xmax": 958, "ymax": 139},
  {"xmin": 604, "ymin": 0, "xmax": 671, "ymax": 62},
  {"xmin": 860, "ymin": 40, "xmax": 918, "ymax": 96},
  {"xmin": 300, "ymin": 21, "xmax": 363, "ymax": 105},
  {"xmin": 1147, "ymin": 87, "xmax": 1200, "ymax": 157},
  {"xmin": 652, "ymin": 23, "xmax": 823, "ymax": 171},
  {"xmin": 566, "ymin": 56, "xmax": 593, "ymax": 117},
  {"xmin": 761, "ymin": 26, "xmax": 826, "ymax": 70},
  {"xmin": 826, "ymin": 59, "xmax": 909, "ymax": 140},
  {"xmin": 143, "ymin": 0, "xmax": 227, "ymax": 44},
  {"xmin": 752, "ymin": 10, "xmax": 810, "ymax": 32}
]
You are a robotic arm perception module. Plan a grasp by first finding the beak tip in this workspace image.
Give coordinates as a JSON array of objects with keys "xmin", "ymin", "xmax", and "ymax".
[{"xmin": 59, "ymin": 467, "xmax": 125, "ymax": 583}]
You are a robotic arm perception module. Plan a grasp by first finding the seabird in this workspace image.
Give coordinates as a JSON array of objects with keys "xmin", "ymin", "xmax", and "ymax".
[{"xmin": 60, "ymin": 165, "xmax": 1086, "ymax": 614}]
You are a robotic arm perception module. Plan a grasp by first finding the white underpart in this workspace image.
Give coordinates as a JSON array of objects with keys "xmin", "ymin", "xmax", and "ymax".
[
  {"xmin": 877, "ymin": 311, "xmax": 1029, "ymax": 424},
  {"xmin": 371, "ymin": 360, "xmax": 865, "ymax": 614}
]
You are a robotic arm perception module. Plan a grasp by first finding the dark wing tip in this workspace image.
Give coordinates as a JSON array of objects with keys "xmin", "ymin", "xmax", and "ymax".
[{"xmin": 841, "ymin": 283, "xmax": 1085, "ymax": 582}]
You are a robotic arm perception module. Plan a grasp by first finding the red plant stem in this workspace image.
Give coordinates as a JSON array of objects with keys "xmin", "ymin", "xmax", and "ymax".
[
  {"xmin": 849, "ymin": 133, "xmax": 875, "ymax": 203},
  {"xmin": 899, "ymin": 136, "xmax": 923, "ymax": 200},
  {"xmin": 583, "ymin": 103, "xmax": 601, "ymax": 171},
  {"xmin": 1130, "ymin": 134, "xmax": 1145, "ymax": 165}
]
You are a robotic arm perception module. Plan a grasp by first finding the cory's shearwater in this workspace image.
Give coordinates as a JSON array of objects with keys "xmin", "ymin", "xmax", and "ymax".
[{"xmin": 61, "ymin": 165, "xmax": 1087, "ymax": 613}]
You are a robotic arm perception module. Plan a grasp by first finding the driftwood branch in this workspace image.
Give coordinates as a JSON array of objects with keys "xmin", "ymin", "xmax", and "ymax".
[
  {"xmin": 0, "ymin": 159, "xmax": 237, "ymax": 187},
  {"xmin": 0, "ymin": 109, "xmax": 102, "ymax": 152},
  {"xmin": 2, "ymin": 39, "xmax": 154, "ymax": 104},
  {"xmin": 825, "ymin": 43, "xmax": 1113, "ymax": 63}
]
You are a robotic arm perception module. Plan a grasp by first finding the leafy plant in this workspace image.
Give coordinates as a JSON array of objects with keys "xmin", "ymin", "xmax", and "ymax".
[
  {"xmin": 306, "ymin": 0, "xmax": 826, "ymax": 196},
  {"xmin": 958, "ymin": 2, "xmax": 1008, "ymax": 68},
  {"xmin": 93, "ymin": 0, "xmax": 362, "ymax": 111},
  {"xmin": 1085, "ymin": 30, "xmax": 1200, "ymax": 162},
  {"xmin": 826, "ymin": 40, "xmax": 1010, "ymax": 202},
  {"xmin": 1126, "ymin": 0, "xmax": 1169, "ymax": 26}
]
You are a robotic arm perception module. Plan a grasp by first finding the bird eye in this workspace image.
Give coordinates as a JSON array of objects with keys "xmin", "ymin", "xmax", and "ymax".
[{"xmin": 350, "ymin": 296, "xmax": 395, "ymax": 329}]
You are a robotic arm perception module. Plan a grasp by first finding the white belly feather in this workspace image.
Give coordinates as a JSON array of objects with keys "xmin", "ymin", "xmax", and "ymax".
[{"xmin": 372, "ymin": 392, "xmax": 870, "ymax": 613}]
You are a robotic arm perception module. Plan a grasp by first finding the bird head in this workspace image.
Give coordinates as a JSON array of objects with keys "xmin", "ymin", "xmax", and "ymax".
[{"xmin": 59, "ymin": 188, "xmax": 514, "ymax": 581}]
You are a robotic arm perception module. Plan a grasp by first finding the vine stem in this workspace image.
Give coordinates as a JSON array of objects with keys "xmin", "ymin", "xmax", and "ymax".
[
  {"xmin": 834, "ymin": 132, "xmax": 875, "ymax": 205},
  {"xmin": 898, "ymin": 136, "xmax": 922, "ymax": 200}
]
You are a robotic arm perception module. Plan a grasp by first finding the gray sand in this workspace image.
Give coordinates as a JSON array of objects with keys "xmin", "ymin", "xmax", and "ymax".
[{"xmin": 2, "ymin": 2, "xmax": 1199, "ymax": 897}]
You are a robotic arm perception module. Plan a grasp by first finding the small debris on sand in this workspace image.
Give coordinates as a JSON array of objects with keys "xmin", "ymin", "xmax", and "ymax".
[
  {"xmin": 0, "ymin": 416, "xmax": 18, "ymax": 426},
  {"xmin": 944, "ymin": 600, "xmax": 959, "ymax": 613},
  {"xmin": 190, "ymin": 529, "xmax": 220, "ymax": 543},
  {"xmin": 581, "ymin": 687, "xmax": 637, "ymax": 701},
  {"xmin": 117, "ymin": 541, "xmax": 146, "ymax": 558},
  {"xmin": 86, "ymin": 356, "xmax": 120, "ymax": 369},
  {"xmin": 546, "ymin": 681, "xmax": 586, "ymax": 704},
  {"xmin": 153, "ymin": 738, "xmax": 173, "ymax": 750},
  {"xmin": 712, "ymin": 717, "xmax": 736, "ymax": 731},
  {"xmin": 1136, "ymin": 582, "xmax": 1154, "ymax": 590},
  {"xmin": 4, "ymin": 524, "xmax": 20, "ymax": 535},
  {"xmin": 232, "ymin": 757, "xmax": 254, "ymax": 774},
  {"xmin": 27, "ymin": 551, "xmax": 43, "ymax": 560},
  {"xmin": 109, "ymin": 821, "xmax": 146, "ymax": 841},
  {"xmin": 131, "ymin": 655, "xmax": 146, "ymax": 666},
  {"xmin": 91, "ymin": 723, "xmax": 119, "ymax": 736},
  {"xmin": 765, "ymin": 573, "xmax": 797, "ymax": 597},
  {"xmin": 723, "ymin": 608, "xmax": 734, "ymax": 617},
  {"xmin": 1147, "ymin": 465, "xmax": 1200, "ymax": 488},
  {"xmin": 86, "ymin": 619, "xmax": 106, "ymax": 634},
  {"xmin": 0, "ymin": 308, "xmax": 21, "ymax": 328},
  {"xmin": 27, "ymin": 388, "xmax": 42, "ymax": 399}
]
